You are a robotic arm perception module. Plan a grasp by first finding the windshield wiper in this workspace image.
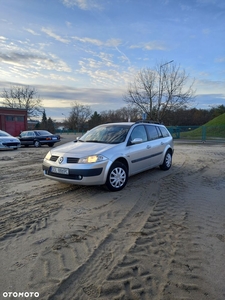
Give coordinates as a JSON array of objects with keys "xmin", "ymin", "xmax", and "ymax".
[{"xmin": 84, "ymin": 140, "xmax": 106, "ymax": 143}]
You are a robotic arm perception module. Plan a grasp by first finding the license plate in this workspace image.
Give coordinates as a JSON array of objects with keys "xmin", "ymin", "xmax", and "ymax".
[{"xmin": 51, "ymin": 167, "xmax": 69, "ymax": 175}]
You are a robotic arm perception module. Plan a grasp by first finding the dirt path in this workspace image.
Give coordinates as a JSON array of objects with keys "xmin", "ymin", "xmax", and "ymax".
[{"xmin": 0, "ymin": 141, "xmax": 225, "ymax": 300}]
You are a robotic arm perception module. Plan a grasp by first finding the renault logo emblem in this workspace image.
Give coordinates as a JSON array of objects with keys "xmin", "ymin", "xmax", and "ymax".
[{"xmin": 58, "ymin": 157, "xmax": 64, "ymax": 164}]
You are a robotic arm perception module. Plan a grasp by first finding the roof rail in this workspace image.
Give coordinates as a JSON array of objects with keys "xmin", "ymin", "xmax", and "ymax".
[{"xmin": 135, "ymin": 119, "xmax": 161, "ymax": 124}]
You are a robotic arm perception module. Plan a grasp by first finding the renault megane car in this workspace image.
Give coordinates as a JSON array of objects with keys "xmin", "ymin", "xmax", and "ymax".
[
  {"xmin": 42, "ymin": 121, "xmax": 174, "ymax": 191},
  {"xmin": 0, "ymin": 130, "xmax": 21, "ymax": 150}
]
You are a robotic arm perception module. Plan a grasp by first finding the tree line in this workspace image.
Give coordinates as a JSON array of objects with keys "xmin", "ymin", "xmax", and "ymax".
[
  {"xmin": 1, "ymin": 60, "xmax": 224, "ymax": 133},
  {"xmin": 63, "ymin": 103, "xmax": 225, "ymax": 132}
]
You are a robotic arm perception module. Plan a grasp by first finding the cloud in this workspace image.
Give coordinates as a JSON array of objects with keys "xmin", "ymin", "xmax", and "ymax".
[
  {"xmin": 195, "ymin": 78, "xmax": 225, "ymax": 95},
  {"xmin": 24, "ymin": 28, "xmax": 40, "ymax": 36},
  {"xmin": 194, "ymin": 93, "xmax": 225, "ymax": 109},
  {"xmin": 0, "ymin": 36, "xmax": 7, "ymax": 41},
  {"xmin": 72, "ymin": 36, "xmax": 122, "ymax": 48},
  {"xmin": 215, "ymin": 56, "xmax": 225, "ymax": 63},
  {"xmin": 41, "ymin": 28, "xmax": 70, "ymax": 44},
  {"xmin": 73, "ymin": 36, "xmax": 130, "ymax": 64},
  {"xmin": 61, "ymin": 0, "xmax": 103, "ymax": 10},
  {"xmin": 0, "ymin": 47, "xmax": 71, "ymax": 75},
  {"xmin": 130, "ymin": 41, "xmax": 167, "ymax": 51}
]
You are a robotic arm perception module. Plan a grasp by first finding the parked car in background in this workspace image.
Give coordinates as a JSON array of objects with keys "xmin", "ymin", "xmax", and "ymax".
[
  {"xmin": 0, "ymin": 130, "xmax": 21, "ymax": 150},
  {"xmin": 43, "ymin": 121, "xmax": 174, "ymax": 191},
  {"xmin": 19, "ymin": 130, "xmax": 60, "ymax": 147}
]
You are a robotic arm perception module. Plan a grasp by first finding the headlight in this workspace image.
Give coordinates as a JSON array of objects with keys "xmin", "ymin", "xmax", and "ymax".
[
  {"xmin": 45, "ymin": 151, "xmax": 52, "ymax": 160},
  {"xmin": 78, "ymin": 155, "xmax": 107, "ymax": 164}
]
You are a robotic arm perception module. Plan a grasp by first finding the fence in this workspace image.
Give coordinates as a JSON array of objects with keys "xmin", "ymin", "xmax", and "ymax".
[{"xmin": 167, "ymin": 125, "xmax": 225, "ymax": 142}]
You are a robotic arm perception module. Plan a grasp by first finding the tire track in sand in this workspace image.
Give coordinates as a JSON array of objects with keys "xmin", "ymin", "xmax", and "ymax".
[
  {"xmin": 44, "ymin": 165, "xmax": 212, "ymax": 300},
  {"xmin": 27, "ymin": 176, "xmax": 163, "ymax": 299}
]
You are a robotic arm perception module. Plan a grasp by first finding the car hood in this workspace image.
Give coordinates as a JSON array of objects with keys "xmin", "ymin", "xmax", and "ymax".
[
  {"xmin": 50, "ymin": 141, "xmax": 118, "ymax": 157},
  {"xmin": 0, "ymin": 136, "xmax": 20, "ymax": 142}
]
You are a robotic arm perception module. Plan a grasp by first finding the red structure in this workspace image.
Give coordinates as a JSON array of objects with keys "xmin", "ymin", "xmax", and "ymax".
[{"xmin": 0, "ymin": 107, "xmax": 27, "ymax": 136}]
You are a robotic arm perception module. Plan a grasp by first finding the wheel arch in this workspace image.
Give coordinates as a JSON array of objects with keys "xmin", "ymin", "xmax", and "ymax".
[
  {"xmin": 113, "ymin": 157, "xmax": 129, "ymax": 172},
  {"xmin": 104, "ymin": 156, "xmax": 129, "ymax": 183}
]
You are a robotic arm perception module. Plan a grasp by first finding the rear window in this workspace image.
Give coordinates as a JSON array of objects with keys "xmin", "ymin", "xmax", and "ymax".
[
  {"xmin": 159, "ymin": 126, "xmax": 170, "ymax": 137},
  {"xmin": 145, "ymin": 125, "xmax": 159, "ymax": 140},
  {"xmin": 36, "ymin": 131, "xmax": 52, "ymax": 136}
]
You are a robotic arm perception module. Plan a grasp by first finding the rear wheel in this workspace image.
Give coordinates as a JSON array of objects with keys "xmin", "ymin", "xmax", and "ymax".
[
  {"xmin": 160, "ymin": 150, "xmax": 172, "ymax": 170},
  {"xmin": 48, "ymin": 143, "xmax": 54, "ymax": 147},
  {"xmin": 105, "ymin": 162, "xmax": 128, "ymax": 192},
  {"xmin": 34, "ymin": 140, "xmax": 41, "ymax": 147}
]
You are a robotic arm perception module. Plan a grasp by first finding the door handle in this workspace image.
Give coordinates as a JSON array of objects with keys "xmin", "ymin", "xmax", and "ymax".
[{"xmin": 147, "ymin": 145, "xmax": 151, "ymax": 149}]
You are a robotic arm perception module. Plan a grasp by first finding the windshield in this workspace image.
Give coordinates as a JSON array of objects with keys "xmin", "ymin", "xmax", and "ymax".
[
  {"xmin": 80, "ymin": 124, "xmax": 130, "ymax": 144},
  {"xmin": 0, "ymin": 131, "xmax": 10, "ymax": 137}
]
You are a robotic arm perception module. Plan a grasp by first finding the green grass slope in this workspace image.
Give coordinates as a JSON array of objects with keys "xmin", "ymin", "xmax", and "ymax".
[
  {"xmin": 180, "ymin": 113, "xmax": 225, "ymax": 139},
  {"xmin": 204, "ymin": 112, "xmax": 225, "ymax": 126}
]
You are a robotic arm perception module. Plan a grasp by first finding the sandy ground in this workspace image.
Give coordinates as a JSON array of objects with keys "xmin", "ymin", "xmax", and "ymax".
[{"xmin": 0, "ymin": 135, "xmax": 225, "ymax": 300}]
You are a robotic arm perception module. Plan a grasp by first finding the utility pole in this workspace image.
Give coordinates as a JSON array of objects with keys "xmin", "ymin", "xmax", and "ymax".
[{"xmin": 158, "ymin": 60, "xmax": 174, "ymax": 122}]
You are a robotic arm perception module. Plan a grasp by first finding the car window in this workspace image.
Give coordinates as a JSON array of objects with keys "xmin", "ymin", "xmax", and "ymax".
[
  {"xmin": 156, "ymin": 126, "xmax": 163, "ymax": 138},
  {"xmin": 36, "ymin": 131, "xmax": 51, "ymax": 136},
  {"xmin": 28, "ymin": 132, "xmax": 35, "ymax": 137},
  {"xmin": 20, "ymin": 132, "xmax": 28, "ymax": 137},
  {"xmin": 145, "ymin": 125, "xmax": 159, "ymax": 140},
  {"xmin": 130, "ymin": 125, "xmax": 147, "ymax": 142},
  {"xmin": 159, "ymin": 126, "xmax": 170, "ymax": 137}
]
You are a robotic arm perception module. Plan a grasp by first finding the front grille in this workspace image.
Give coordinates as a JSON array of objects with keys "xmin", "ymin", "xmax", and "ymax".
[
  {"xmin": 67, "ymin": 157, "xmax": 79, "ymax": 163},
  {"xmin": 50, "ymin": 155, "xmax": 59, "ymax": 162},
  {"xmin": 3, "ymin": 142, "xmax": 20, "ymax": 147},
  {"xmin": 49, "ymin": 156, "xmax": 79, "ymax": 163}
]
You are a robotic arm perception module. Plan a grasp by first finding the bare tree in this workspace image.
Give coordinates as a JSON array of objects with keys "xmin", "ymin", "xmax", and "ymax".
[
  {"xmin": 67, "ymin": 101, "xmax": 92, "ymax": 131},
  {"xmin": 1, "ymin": 85, "xmax": 43, "ymax": 118},
  {"xmin": 124, "ymin": 61, "xmax": 195, "ymax": 123},
  {"xmin": 100, "ymin": 106, "xmax": 142, "ymax": 123}
]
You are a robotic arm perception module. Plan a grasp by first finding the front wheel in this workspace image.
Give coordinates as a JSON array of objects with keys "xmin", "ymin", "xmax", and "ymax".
[
  {"xmin": 160, "ymin": 151, "xmax": 172, "ymax": 170},
  {"xmin": 105, "ymin": 162, "xmax": 128, "ymax": 192},
  {"xmin": 48, "ymin": 143, "xmax": 54, "ymax": 147}
]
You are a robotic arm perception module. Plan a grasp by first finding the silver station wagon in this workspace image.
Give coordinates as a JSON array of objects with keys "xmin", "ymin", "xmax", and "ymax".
[{"xmin": 42, "ymin": 121, "xmax": 174, "ymax": 191}]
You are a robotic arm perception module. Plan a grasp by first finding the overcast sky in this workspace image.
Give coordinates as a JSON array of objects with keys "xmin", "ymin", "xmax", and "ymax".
[{"xmin": 0, "ymin": 0, "xmax": 224, "ymax": 121}]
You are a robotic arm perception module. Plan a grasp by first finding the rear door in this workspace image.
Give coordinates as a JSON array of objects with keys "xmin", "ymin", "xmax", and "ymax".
[
  {"xmin": 20, "ymin": 131, "xmax": 35, "ymax": 145},
  {"xmin": 126, "ymin": 125, "xmax": 153, "ymax": 175},
  {"xmin": 145, "ymin": 125, "xmax": 165, "ymax": 166}
]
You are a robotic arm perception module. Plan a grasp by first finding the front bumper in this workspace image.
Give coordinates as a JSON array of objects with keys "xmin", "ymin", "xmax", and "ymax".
[
  {"xmin": 42, "ymin": 160, "xmax": 109, "ymax": 185},
  {"xmin": 0, "ymin": 142, "xmax": 21, "ymax": 149}
]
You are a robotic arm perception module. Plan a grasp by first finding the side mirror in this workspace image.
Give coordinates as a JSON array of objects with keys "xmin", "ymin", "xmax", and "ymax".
[
  {"xmin": 131, "ymin": 138, "xmax": 143, "ymax": 144},
  {"xmin": 73, "ymin": 137, "xmax": 80, "ymax": 143}
]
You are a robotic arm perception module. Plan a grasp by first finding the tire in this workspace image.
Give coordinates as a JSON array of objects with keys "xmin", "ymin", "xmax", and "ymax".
[
  {"xmin": 48, "ymin": 143, "xmax": 54, "ymax": 147},
  {"xmin": 105, "ymin": 162, "xmax": 128, "ymax": 192},
  {"xmin": 160, "ymin": 150, "xmax": 172, "ymax": 170},
  {"xmin": 34, "ymin": 140, "xmax": 41, "ymax": 148}
]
